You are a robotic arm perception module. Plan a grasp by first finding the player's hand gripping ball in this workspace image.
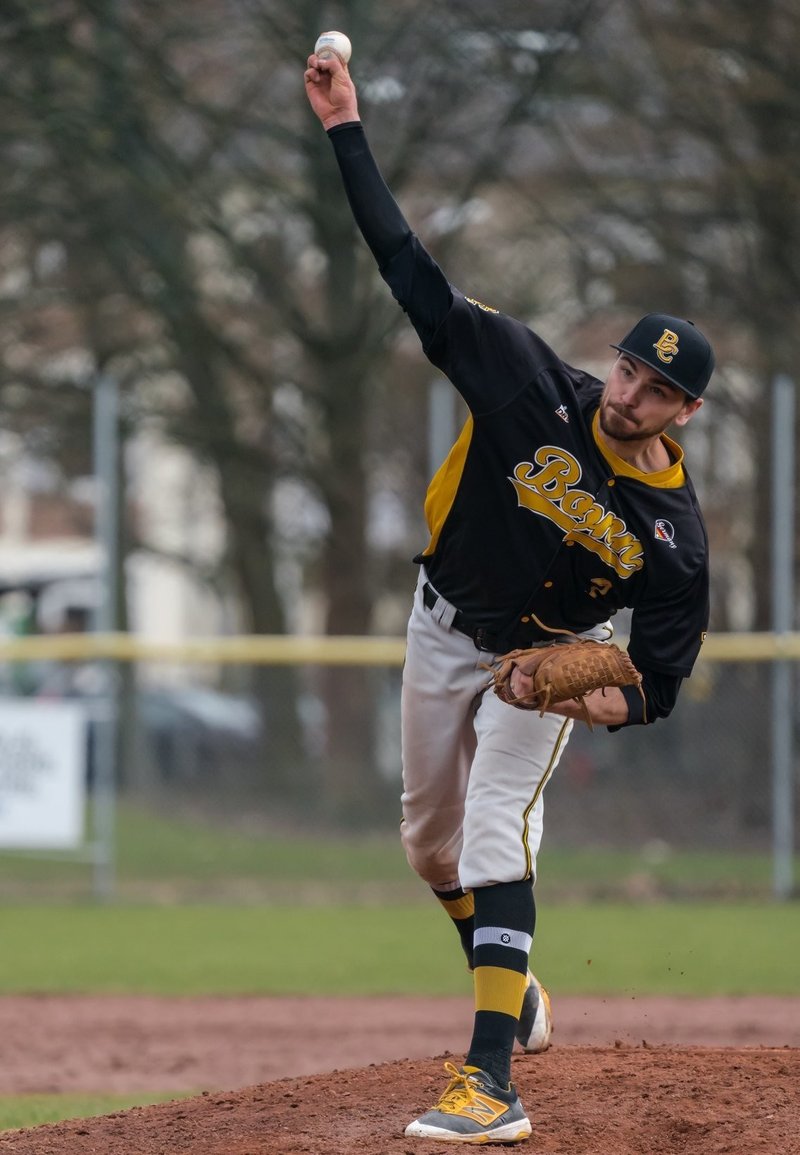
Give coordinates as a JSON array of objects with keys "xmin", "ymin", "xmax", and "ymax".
[
  {"xmin": 488, "ymin": 639, "xmax": 642, "ymax": 729},
  {"xmin": 315, "ymin": 31, "xmax": 352, "ymax": 64}
]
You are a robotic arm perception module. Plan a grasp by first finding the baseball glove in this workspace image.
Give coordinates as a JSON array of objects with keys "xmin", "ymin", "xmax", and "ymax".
[{"xmin": 487, "ymin": 639, "xmax": 642, "ymax": 729}]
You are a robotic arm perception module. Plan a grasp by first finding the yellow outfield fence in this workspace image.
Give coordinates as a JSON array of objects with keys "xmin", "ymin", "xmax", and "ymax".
[
  {"xmin": 0, "ymin": 630, "xmax": 798, "ymax": 664},
  {"xmin": 0, "ymin": 632, "xmax": 409, "ymax": 666}
]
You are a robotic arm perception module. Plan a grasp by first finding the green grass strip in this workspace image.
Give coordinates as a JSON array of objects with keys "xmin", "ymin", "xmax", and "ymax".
[
  {"xmin": 0, "ymin": 1092, "xmax": 189, "ymax": 1133},
  {"xmin": 0, "ymin": 806, "xmax": 796, "ymax": 902},
  {"xmin": 0, "ymin": 902, "xmax": 798, "ymax": 996}
]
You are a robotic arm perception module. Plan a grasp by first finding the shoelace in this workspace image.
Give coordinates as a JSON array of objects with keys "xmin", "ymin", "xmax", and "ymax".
[{"xmin": 435, "ymin": 1062, "xmax": 484, "ymax": 1114}]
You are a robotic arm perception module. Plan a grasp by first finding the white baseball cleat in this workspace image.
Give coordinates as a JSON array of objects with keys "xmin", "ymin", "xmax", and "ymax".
[{"xmin": 515, "ymin": 969, "xmax": 553, "ymax": 1053}]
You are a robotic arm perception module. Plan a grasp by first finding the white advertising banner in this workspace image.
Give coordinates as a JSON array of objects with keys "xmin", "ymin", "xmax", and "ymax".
[{"xmin": 0, "ymin": 699, "xmax": 87, "ymax": 849}]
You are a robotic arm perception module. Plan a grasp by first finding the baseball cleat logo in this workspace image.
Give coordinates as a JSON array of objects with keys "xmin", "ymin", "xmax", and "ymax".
[
  {"xmin": 653, "ymin": 328, "xmax": 680, "ymax": 363},
  {"xmin": 654, "ymin": 519, "xmax": 677, "ymax": 548}
]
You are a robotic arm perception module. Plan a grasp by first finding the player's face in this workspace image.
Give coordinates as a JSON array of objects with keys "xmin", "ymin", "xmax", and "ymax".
[{"xmin": 599, "ymin": 355, "xmax": 702, "ymax": 442}]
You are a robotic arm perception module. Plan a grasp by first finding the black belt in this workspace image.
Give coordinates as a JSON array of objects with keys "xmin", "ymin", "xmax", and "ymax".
[{"xmin": 422, "ymin": 582, "xmax": 543, "ymax": 653}]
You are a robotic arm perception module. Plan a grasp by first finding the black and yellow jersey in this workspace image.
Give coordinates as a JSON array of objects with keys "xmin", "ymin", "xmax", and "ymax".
[
  {"xmin": 414, "ymin": 288, "xmax": 709, "ymax": 680},
  {"xmin": 328, "ymin": 122, "xmax": 710, "ymax": 720}
]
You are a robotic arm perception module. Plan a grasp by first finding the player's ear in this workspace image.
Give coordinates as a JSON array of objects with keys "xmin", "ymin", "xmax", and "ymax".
[{"xmin": 674, "ymin": 397, "xmax": 703, "ymax": 426}]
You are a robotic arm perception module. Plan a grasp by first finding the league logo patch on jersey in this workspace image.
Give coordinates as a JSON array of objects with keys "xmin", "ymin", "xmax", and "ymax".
[
  {"xmin": 465, "ymin": 296, "xmax": 499, "ymax": 314},
  {"xmin": 654, "ymin": 519, "xmax": 677, "ymax": 548},
  {"xmin": 555, "ymin": 404, "xmax": 569, "ymax": 423}
]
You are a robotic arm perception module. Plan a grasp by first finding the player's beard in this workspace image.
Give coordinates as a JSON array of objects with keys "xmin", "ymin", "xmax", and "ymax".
[{"xmin": 598, "ymin": 401, "xmax": 671, "ymax": 443}]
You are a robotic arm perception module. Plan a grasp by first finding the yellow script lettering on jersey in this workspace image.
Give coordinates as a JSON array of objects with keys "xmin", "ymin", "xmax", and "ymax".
[{"xmin": 509, "ymin": 447, "xmax": 644, "ymax": 578}]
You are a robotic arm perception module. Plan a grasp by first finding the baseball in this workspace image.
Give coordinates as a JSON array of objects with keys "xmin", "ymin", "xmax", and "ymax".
[{"xmin": 314, "ymin": 30, "xmax": 352, "ymax": 64}]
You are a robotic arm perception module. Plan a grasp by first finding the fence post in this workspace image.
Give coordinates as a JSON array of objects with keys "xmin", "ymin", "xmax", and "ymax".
[
  {"xmin": 770, "ymin": 374, "xmax": 796, "ymax": 900},
  {"xmin": 91, "ymin": 372, "xmax": 120, "ymax": 901}
]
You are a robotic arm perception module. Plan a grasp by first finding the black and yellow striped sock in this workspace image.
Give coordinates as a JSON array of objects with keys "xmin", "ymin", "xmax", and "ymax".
[
  {"xmin": 465, "ymin": 879, "xmax": 536, "ymax": 1088},
  {"xmin": 431, "ymin": 884, "xmax": 475, "ymax": 969}
]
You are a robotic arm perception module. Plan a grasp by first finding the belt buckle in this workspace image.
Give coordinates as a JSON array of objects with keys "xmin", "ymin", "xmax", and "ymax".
[{"xmin": 473, "ymin": 627, "xmax": 496, "ymax": 652}]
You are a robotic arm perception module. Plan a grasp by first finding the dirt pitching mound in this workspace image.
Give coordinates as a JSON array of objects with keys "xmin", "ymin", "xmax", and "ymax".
[
  {"xmin": 0, "ymin": 1048, "xmax": 798, "ymax": 1154},
  {"xmin": 0, "ymin": 996, "xmax": 798, "ymax": 1153}
]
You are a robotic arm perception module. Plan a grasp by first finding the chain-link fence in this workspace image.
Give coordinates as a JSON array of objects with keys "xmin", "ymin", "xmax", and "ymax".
[{"xmin": 0, "ymin": 634, "xmax": 797, "ymax": 898}]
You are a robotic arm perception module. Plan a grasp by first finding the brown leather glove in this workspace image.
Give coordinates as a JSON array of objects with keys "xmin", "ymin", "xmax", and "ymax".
[{"xmin": 488, "ymin": 640, "xmax": 642, "ymax": 727}]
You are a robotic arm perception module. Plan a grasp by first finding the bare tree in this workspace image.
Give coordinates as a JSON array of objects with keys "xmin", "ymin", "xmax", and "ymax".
[{"xmin": 5, "ymin": 0, "xmax": 793, "ymax": 822}]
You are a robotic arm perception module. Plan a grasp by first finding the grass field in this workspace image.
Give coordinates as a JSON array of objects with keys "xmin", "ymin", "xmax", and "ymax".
[
  {"xmin": 0, "ymin": 806, "xmax": 798, "ymax": 1133},
  {"xmin": 1, "ymin": 901, "xmax": 799, "ymax": 996},
  {"xmin": 0, "ymin": 803, "xmax": 795, "ymax": 901},
  {"xmin": 0, "ymin": 1093, "xmax": 190, "ymax": 1132}
]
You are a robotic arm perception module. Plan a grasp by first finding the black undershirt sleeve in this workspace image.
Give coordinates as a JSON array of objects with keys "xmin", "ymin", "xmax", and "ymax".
[
  {"xmin": 327, "ymin": 122, "xmax": 410, "ymax": 266},
  {"xmin": 327, "ymin": 122, "xmax": 452, "ymax": 347},
  {"xmin": 609, "ymin": 669, "xmax": 682, "ymax": 730}
]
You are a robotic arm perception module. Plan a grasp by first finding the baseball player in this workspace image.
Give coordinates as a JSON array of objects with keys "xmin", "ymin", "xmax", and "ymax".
[{"xmin": 305, "ymin": 51, "xmax": 713, "ymax": 1144}]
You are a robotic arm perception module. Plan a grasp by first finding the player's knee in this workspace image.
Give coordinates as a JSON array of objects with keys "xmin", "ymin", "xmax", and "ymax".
[{"xmin": 401, "ymin": 837, "xmax": 460, "ymax": 886}]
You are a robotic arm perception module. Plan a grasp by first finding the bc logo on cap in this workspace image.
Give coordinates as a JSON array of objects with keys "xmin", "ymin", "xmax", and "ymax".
[{"xmin": 653, "ymin": 328, "xmax": 680, "ymax": 363}]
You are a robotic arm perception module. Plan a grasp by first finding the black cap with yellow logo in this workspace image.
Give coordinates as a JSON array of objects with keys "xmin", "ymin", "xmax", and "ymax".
[{"xmin": 610, "ymin": 313, "xmax": 715, "ymax": 398}]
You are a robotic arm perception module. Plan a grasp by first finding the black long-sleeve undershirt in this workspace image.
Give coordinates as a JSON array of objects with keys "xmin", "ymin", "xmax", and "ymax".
[
  {"xmin": 327, "ymin": 122, "xmax": 410, "ymax": 266},
  {"xmin": 328, "ymin": 121, "xmax": 452, "ymax": 349}
]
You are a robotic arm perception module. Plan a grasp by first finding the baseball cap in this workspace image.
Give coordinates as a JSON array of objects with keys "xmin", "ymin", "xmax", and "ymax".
[{"xmin": 610, "ymin": 313, "xmax": 715, "ymax": 398}]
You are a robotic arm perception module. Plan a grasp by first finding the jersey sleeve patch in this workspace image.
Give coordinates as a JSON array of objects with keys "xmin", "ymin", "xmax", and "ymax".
[{"xmin": 464, "ymin": 296, "xmax": 499, "ymax": 314}]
